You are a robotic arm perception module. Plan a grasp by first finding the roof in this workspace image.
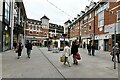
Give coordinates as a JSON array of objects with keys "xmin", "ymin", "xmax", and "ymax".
[
  {"xmin": 64, "ymin": 20, "xmax": 72, "ymax": 24},
  {"xmin": 41, "ymin": 15, "xmax": 50, "ymax": 20}
]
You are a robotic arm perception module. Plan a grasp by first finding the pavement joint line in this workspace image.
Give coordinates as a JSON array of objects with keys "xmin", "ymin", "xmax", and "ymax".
[{"xmin": 38, "ymin": 47, "xmax": 67, "ymax": 80}]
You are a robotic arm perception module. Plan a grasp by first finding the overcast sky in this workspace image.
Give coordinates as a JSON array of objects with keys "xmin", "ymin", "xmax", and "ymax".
[{"xmin": 23, "ymin": 0, "xmax": 99, "ymax": 26}]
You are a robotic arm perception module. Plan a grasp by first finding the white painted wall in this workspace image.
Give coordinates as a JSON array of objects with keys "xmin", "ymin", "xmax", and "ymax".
[
  {"xmin": 0, "ymin": 0, "xmax": 3, "ymax": 21},
  {"xmin": 99, "ymin": 39, "xmax": 104, "ymax": 51}
]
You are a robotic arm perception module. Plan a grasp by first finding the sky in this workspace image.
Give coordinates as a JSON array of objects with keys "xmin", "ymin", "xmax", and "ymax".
[{"xmin": 23, "ymin": 0, "xmax": 99, "ymax": 26}]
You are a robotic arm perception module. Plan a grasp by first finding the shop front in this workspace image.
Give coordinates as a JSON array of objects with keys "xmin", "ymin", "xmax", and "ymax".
[
  {"xmin": 2, "ymin": 25, "xmax": 11, "ymax": 51},
  {"xmin": 95, "ymin": 34, "xmax": 110, "ymax": 51}
]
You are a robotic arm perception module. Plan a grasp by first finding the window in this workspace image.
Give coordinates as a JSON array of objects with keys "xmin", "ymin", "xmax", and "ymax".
[
  {"xmin": 89, "ymin": 13, "xmax": 91, "ymax": 18},
  {"xmin": 37, "ymin": 26, "xmax": 39, "ymax": 30},
  {"xmin": 84, "ymin": 16, "xmax": 88, "ymax": 24},
  {"xmin": 96, "ymin": 3, "xmax": 109, "ymax": 14},
  {"xmin": 117, "ymin": 11, "xmax": 120, "ymax": 22},
  {"xmin": 98, "ymin": 11, "xmax": 104, "ymax": 27},
  {"xmin": 84, "ymin": 25, "xmax": 87, "ymax": 32},
  {"xmin": 30, "ymin": 25, "xmax": 32, "ymax": 29},
  {"xmin": 30, "ymin": 31, "xmax": 32, "ymax": 35},
  {"xmin": 89, "ymin": 23, "xmax": 91, "ymax": 30},
  {"xmin": 5, "ymin": 0, "xmax": 10, "ymax": 22},
  {"xmin": 34, "ymin": 26, "xmax": 35, "ymax": 30}
]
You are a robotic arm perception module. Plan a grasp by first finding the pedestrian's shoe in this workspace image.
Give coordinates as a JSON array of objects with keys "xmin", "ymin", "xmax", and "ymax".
[
  {"xmin": 63, "ymin": 62, "xmax": 66, "ymax": 65},
  {"xmin": 28, "ymin": 55, "xmax": 30, "ymax": 58},
  {"xmin": 69, "ymin": 64, "xmax": 71, "ymax": 67},
  {"xmin": 88, "ymin": 54, "xmax": 91, "ymax": 56},
  {"xmin": 17, "ymin": 56, "xmax": 20, "ymax": 59},
  {"xmin": 75, "ymin": 61, "xmax": 78, "ymax": 65},
  {"xmin": 28, "ymin": 56, "xmax": 30, "ymax": 58}
]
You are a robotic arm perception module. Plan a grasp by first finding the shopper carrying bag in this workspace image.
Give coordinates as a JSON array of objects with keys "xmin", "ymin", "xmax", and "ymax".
[{"xmin": 63, "ymin": 42, "xmax": 71, "ymax": 67}]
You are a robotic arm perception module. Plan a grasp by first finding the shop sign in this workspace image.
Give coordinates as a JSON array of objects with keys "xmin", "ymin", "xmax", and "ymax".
[{"xmin": 90, "ymin": 34, "xmax": 94, "ymax": 38}]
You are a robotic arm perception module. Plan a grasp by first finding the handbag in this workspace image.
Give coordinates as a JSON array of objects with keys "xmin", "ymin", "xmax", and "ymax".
[
  {"xmin": 75, "ymin": 53, "xmax": 81, "ymax": 60},
  {"xmin": 60, "ymin": 55, "xmax": 65, "ymax": 62}
]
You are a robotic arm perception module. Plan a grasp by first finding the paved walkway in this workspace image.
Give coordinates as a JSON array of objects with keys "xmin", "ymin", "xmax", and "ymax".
[
  {"xmin": 1, "ymin": 46, "xmax": 119, "ymax": 78},
  {"xmin": 40, "ymin": 47, "xmax": 118, "ymax": 78},
  {"xmin": 2, "ymin": 47, "xmax": 63, "ymax": 78}
]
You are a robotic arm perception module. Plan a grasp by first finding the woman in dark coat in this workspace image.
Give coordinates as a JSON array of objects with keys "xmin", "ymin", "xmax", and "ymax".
[
  {"xmin": 17, "ymin": 42, "xmax": 23, "ymax": 59},
  {"xmin": 71, "ymin": 41, "xmax": 79, "ymax": 65}
]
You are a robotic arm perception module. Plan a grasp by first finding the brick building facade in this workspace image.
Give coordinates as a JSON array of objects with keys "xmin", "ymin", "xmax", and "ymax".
[
  {"xmin": 65, "ymin": 1, "xmax": 120, "ymax": 51},
  {"xmin": 25, "ymin": 15, "xmax": 64, "ymax": 46}
]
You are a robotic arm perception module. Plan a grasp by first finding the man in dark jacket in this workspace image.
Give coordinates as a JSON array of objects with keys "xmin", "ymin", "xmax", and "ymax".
[
  {"xmin": 25, "ymin": 40, "xmax": 32, "ymax": 58},
  {"xmin": 71, "ymin": 41, "xmax": 79, "ymax": 65},
  {"xmin": 87, "ymin": 44, "xmax": 91, "ymax": 55},
  {"xmin": 91, "ymin": 44, "xmax": 95, "ymax": 56}
]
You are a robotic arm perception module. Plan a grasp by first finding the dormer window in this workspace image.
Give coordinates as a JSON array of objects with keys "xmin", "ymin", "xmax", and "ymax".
[
  {"xmin": 85, "ymin": 6, "xmax": 89, "ymax": 13},
  {"xmin": 89, "ymin": 1, "xmax": 96, "ymax": 10},
  {"xmin": 84, "ymin": 16, "xmax": 88, "ymax": 24},
  {"xmin": 80, "ymin": 11, "xmax": 85, "ymax": 17}
]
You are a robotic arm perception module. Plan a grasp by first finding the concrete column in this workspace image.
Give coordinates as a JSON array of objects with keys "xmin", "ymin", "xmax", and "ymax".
[
  {"xmin": 0, "ymin": 0, "xmax": 3, "ymax": 52},
  {"xmin": 18, "ymin": 7, "xmax": 21, "ymax": 25},
  {"xmin": 18, "ymin": 6, "xmax": 21, "ymax": 43},
  {"xmin": 10, "ymin": 0, "xmax": 14, "ymax": 49}
]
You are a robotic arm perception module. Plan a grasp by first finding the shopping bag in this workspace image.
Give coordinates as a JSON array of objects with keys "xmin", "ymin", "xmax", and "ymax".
[
  {"xmin": 76, "ymin": 53, "xmax": 81, "ymax": 60},
  {"xmin": 60, "ymin": 55, "xmax": 65, "ymax": 62}
]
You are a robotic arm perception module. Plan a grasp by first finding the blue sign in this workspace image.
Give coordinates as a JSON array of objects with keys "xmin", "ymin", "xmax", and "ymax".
[{"xmin": 90, "ymin": 34, "xmax": 94, "ymax": 38}]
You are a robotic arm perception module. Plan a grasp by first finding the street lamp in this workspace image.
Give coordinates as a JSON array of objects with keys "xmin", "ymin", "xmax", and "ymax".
[{"xmin": 105, "ymin": 8, "xmax": 117, "ymax": 69}]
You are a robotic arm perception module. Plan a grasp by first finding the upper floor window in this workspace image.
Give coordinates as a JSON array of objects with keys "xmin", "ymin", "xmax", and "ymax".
[
  {"xmin": 98, "ymin": 11, "xmax": 104, "ymax": 27},
  {"xmin": 84, "ymin": 16, "xmax": 88, "ymax": 24},
  {"xmin": 30, "ymin": 31, "xmax": 32, "ymax": 35},
  {"xmin": 89, "ymin": 23, "xmax": 91, "ymax": 30},
  {"xmin": 89, "ymin": 13, "xmax": 91, "ymax": 18},
  {"xmin": 5, "ymin": 0, "xmax": 10, "ymax": 22},
  {"xmin": 96, "ymin": 3, "xmax": 109, "ymax": 14},
  {"xmin": 84, "ymin": 25, "xmax": 87, "ymax": 32},
  {"xmin": 117, "ymin": 11, "xmax": 120, "ymax": 22},
  {"xmin": 37, "ymin": 26, "xmax": 39, "ymax": 30}
]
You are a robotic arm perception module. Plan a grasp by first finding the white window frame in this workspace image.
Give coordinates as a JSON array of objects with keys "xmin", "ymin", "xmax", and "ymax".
[
  {"xmin": 117, "ymin": 10, "xmax": 120, "ymax": 22},
  {"xmin": 98, "ymin": 11, "xmax": 104, "ymax": 28},
  {"xmin": 84, "ymin": 25, "xmax": 87, "ymax": 32},
  {"xmin": 89, "ymin": 13, "xmax": 91, "ymax": 18}
]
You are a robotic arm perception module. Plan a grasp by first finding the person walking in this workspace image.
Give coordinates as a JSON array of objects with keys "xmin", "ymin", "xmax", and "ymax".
[
  {"xmin": 63, "ymin": 42, "xmax": 71, "ymax": 67},
  {"xmin": 111, "ymin": 43, "xmax": 120, "ymax": 63},
  {"xmin": 17, "ymin": 42, "xmax": 23, "ymax": 59},
  {"xmin": 71, "ymin": 41, "xmax": 79, "ymax": 65},
  {"xmin": 83, "ymin": 42, "xmax": 86, "ymax": 49},
  {"xmin": 87, "ymin": 43, "xmax": 91, "ymax": 55},
  {"xmin": 13, "ymin": 41, "xmax": 17, "ymax": 50},
  {"xmin": 91, "ymin": 43, "xmax": 95, "ymax": 56},
  {"xmin": 25, "ymin": 40, "xmax": 32, "ymax": 58}
]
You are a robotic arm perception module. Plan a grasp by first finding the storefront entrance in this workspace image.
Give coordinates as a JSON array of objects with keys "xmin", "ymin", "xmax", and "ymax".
[{"xmin": 104, "ymin": 39, "xmax": 109, "ymax": 51}]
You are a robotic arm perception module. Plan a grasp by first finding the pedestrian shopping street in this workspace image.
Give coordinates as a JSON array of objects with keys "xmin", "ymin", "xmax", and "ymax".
[{"xmin": 1, "ymin": 46, "xmax": 119, "ymax": 78}]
